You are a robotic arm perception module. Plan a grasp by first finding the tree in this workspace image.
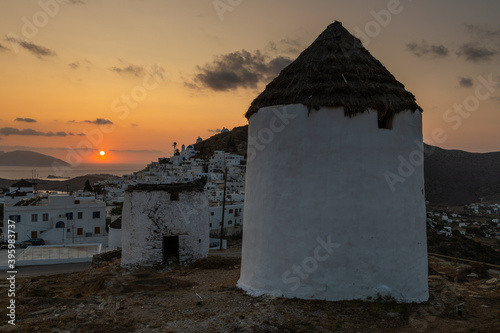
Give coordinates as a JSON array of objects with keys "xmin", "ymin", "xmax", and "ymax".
[
  {"xmin": 175, "ymin": 148, "xmax": 180, "ymax": 156},
  {"xmin": 172, "ymin": 142, "xmax": 177, "ymax": 156},
  {"xmin": 83, "ymin": 179, "xmax": 93, "ymax": 192}
]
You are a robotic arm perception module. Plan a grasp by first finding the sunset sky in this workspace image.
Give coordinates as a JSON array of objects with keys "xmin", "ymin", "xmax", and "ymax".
[{"xmin": 0, "ymin": 0, "xmax": 499, "ymax": 165}]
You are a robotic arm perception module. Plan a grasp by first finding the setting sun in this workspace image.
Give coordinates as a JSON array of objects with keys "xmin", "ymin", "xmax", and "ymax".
[{"xmin": 99, "ymin": 151, "xmax": 106, "ymax": 156}]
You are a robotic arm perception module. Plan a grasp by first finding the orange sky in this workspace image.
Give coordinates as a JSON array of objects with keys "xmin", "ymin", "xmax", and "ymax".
[{"xmin": 0, "ymin": 0, "xmax": 499, "ymax": 165}]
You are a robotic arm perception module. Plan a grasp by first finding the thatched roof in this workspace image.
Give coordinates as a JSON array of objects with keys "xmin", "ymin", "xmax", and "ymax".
[{"xmin": 245, "ymin": 21, "xmax": 421, "ymax": 119}]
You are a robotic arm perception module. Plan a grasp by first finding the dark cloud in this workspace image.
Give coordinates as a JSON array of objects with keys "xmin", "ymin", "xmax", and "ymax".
[
  {"xmin": 0, "ymin": 127, "xmax": 68, "ymax": 137},
  {"xmin": 406, "ymin": 41, "xmax": 449, "ymax": 58},
  {"xmin": 76, "ymin": 133, "xmax": 85, "ymax": 136},
  {"xmin": 456, "ymin": 42, "xmax": 498, "ymax": 62},
  {"xmin": 0, "ymin": 43, "xmax": 8, "ymax": 52},
  {"xmin": 83, "ymin": 118, "xmax": 114, "ymax": 125},
  {"xmin": 459, "ymin": 77, "xmax": 473, "ymax": 88},
  {"xmin": 465, "ymin": 24, "xmax": 500, "ymax": 39},
  {"xmin": 109, "ymin": 64, "xmax": 145, "ymax": 77},
  {"xmin": 188, "ymin": 49, "xmax": 292, "ymax": 91},
  {"xmin": 68, "ymin": 62, "xmax": 80, "ymax": 69},
  {"xmin": 15, "ymin": 117, "xmax": 37, "ymax": 123},
  {"xmin": 5, "ymin": 37, "xmax": 57, "ymax": 58}
]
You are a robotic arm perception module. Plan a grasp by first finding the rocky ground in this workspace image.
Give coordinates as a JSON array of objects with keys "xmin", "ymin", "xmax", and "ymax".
[{"xmin": 1, "ymin": 249, "xmax": 499, "ymax": 333}]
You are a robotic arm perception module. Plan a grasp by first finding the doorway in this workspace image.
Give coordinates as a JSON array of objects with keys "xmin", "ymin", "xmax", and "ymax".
[{"xmin": 163, "ymin": 236, "xmax": 179, "ymax": 264}]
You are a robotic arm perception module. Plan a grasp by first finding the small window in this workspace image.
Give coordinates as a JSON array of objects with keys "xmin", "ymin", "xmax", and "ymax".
[
  {"xmin": 229, "ymin": 209, "xmax": 233, "ymax": 214},
  {"xmin": 228, "ymin": 220, "xmax": 232, "ymax": 225},
  {"xmin": 56, "ymin": 221, "xmax": 65, "ymax": 228},
  {"xmin": 209, "ymin": 223, "xmax": 212, "ymax": 228},
  {"xmin": 42, "ymin": 213, "xmax": 49, "ymax": 221},
  {"xmin": 9, "ymin": 215, "xmax": 21, "ymax": 223},
  {"xmin": 77, "ymin": 212, "xmax": 83, "ymax": 219},
  {"xmin": 378, "ymin": 112, "xmax": 394, "ymax": 129},
  {"xmin": 31, "ymin": 214, "xmax": 38, "ymax": 222},
  {"xmin": 92, "ymin": 211, "xmax": 101, "ymax": 219},
  {"xmin": 66, "ymin": 212, "xmax": 73, "ymax": 220},
  {"xmin": 210, "ymin": 212, "xmax": 214, "ymax": 216},
  {"xmin": 31, "ymin": 231, "xmax": 37, "ymax": 238},
  {"xmin": 95, "ymin": 227, "xmax": 100, "ymax": 234},
  {"xmin": 77, "ymin": 228, "xmax": 83, "ymax": 235}
]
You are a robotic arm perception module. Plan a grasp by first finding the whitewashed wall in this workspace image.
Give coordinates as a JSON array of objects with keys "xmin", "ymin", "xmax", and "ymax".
[
  {"xmin": 108, "ymin": 227, "xmax": 122, "ymax": 249},
  {"xmin": 238, "ymin": 104, "xmax": 428, "ymax": 302},
  {"xmin": 121, "ymin": 189, "xmax": 209, "ymax": 268}
]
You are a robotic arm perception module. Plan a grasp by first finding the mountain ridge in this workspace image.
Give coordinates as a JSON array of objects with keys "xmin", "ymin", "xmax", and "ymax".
[{"xmin": 0, "ymin": 150, "xmax": 71, "ymax": 167}]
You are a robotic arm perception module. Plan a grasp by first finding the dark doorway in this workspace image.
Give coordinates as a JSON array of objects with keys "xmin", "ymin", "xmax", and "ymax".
[{"xmin": 163, "ymin": 236, "xmax": 179, "ymax": 264}]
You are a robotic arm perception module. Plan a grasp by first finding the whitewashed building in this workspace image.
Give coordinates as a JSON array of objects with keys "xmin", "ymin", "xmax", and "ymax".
[
  {"xmin": 3, "ymin": 194, "xmax": 107, "ymax": 245},
  {"xmin": 121, "ymin": 181, "xmax": 209, "ymax": 268},
  {"xmin": 238, "ymin": 22, "xmax": 428, "ymax": 303}
]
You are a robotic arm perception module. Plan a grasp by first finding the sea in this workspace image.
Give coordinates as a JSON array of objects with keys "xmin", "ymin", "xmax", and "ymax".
[{"xmin": 0, "ymin": 163, "xmax": 146, "ymax": 180}]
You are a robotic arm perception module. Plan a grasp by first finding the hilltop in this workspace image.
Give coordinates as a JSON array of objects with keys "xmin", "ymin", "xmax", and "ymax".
[
  {"xmin": 0, "ymin": 150, "xmax": 70, "ymax": 167},
  {"xmin": 194, "ymin": 125, "xmax": 500, "ymax": 206}
]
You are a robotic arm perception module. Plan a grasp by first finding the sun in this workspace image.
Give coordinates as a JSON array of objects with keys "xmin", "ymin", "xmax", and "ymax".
[{"xmin": 99, "ymin": 150, "xmax": 106, "ymax": 156}]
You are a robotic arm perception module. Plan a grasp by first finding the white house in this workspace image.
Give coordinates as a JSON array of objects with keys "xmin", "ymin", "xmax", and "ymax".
[
  {"xmin": 3, "ymin": 194, "xmax": 107, "ymax": 245},
  {"xmin": 238, "ymin": 21, "xmax": 428, "ymax": 303},
  {"xmin": 121, "ymin": 181, "xmax": 209, "ymax": 268},
  {"xmin": 209, "ymin": 203, "xmax": 244, "ymax": 235}
]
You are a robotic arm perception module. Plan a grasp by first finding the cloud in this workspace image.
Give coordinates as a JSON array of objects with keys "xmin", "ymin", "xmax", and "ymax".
[
  {"xmin": 130, "ymin": 123, "xmax": 139, "ymax": 127},
  {"xmin": 406, "ymin": 40, "xmax": 449, "ymax": 58},
  {"xmin": 5, "ymin": 37, "xmax": 57, "ymax": 58},
  {"xmin": 208, "ymin": 128, "xmax": 223, "ymax": 133},
  {"xmin": 68, "ymin": 62, "xmax": 80, "ymax": 69},
  {"xmin": 459, "ymin": 77, "xmax": 473, "ymax": 88},
  {"xmin": 456, "ymin": 42, "xmax": 498, "ymax": 62},
  {"xmin": 65, "ymin": 0, "xmax": 86, "ymax": 4},
  {"xmin": 0, "ymin": 127, "xmax": 68, "ymax": 137},
  {"xmin": 0, "ymin": 43, "xmax": 8, "ymax": 52},
  {"xmin": 188, "ymin": 49, "xmax": 292, "ymax": 91},
  {"xmin": 109, "ymin": 64, "xmax": 145, "ymax": 77},
  {"xmin": 465, "ymin": 24, "xmax": 500, "ymax": 39},
  {"xmin": 15, "ymin": 117, "xmax": 37, "ymax": 123},
  {"xmin": 83, "ymin": 118, "xmax": 113, "ymax": 125}
]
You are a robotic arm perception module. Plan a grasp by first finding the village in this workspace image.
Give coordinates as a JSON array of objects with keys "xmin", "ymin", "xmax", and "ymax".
[{"xmin": 0, "ymin": 140, "xmax": 247, "ymax": 253}]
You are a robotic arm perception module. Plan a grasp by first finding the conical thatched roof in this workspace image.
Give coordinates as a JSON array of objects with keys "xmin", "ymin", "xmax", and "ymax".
[{"xmin": 245, "ymin": 21, "xmax": 421, "ymax": 119}]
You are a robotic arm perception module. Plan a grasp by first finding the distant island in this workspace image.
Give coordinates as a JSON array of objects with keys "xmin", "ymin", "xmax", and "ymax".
[{"xmin": 0, "ymin": 150, "xmax": 71, "ymax": 167}]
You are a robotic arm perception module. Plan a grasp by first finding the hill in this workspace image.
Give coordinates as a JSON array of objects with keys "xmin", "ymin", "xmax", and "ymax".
[
  {"xmin": 0, "ymin": 150, "xmax": 70, "ymax": 167},
  {"xmin": 424, "ymin": 144, "xmax": 500, "ymax": 205},
  {"xmin": 0, "ymin": 174, "xmax": 116, "ymax": 192},
  {"xmin": 195, "ymin": 125, "xmax": 500, "ymax": 206}
]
